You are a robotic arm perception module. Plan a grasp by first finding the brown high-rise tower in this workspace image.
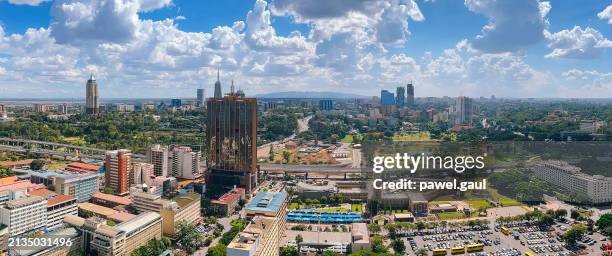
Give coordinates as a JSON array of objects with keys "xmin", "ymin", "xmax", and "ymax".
[
  {"xmin": 105, "ymin": 149, "xmax": 131, "ymax": 195},
  {"xmin": 206, "ymin": 93, "xmax": 257, "ymax": 193}
]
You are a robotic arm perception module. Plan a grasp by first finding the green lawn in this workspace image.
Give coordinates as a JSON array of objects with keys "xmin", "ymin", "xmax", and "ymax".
[
  {"xmin": 467, "ymin": 199, "xmax": 492, "ymax": 209},
  {"xmin": 351, "ymin": 204, "xmax": 363, "ymax": 212},
  {"xmin": 392, "ymin": 132, "xmax": 431, "ymax": 141},
  {"xmin": 437, "ymin": 212, "xmax": 465, "ymax": 220},
  {"xmin": 488, "ymin": 188, "xmax": 524, "ymax": 207},
  {"xmin": 342, "ymin": 134, "xmax": 363, "ymax": 143}
]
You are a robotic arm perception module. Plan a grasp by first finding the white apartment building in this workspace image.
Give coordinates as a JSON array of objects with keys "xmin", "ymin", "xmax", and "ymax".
[
  {"xmin": 531, "ymin": 160, "xmax": 612, "ymax": 204},
  {"xmin": 55, "ymin": 173, "xmax": 100, "ymax": 203},
  {"xmin": 0, "ymin": 196, "xmax": 47, "ymax": 237},
  {"xmin": 132, "ymin": 162, "xmax": 154, "ymax": 185},
  {"xmin": 45, "ymin": 195, "xmax": 78, "ymax": 231},
  {"xmin": 170, "ymin": 146, "xmax": 201, "ymax": 179},
  {"xmin": 131, "ymin": 190, "xmax": 171, "ymax": 213},
  {"xmin": 147, "ymin": 144, "xmax": 169, "ymax": 177}
]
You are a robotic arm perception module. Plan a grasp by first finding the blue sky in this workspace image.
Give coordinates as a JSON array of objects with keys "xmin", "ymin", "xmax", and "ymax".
[{"xmin": 0, "ymin": 0, "xmax": 611, "ymax": 98}]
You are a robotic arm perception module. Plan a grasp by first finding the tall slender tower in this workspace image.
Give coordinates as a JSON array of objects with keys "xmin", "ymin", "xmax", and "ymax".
[
  {"xmin": 214, "ymin": 67, "xmax": 222, "ymax": 98},
  {"xmin": 196, "ymin": 88, "xmax": 205, "ymax": 107},
  {"xmin": 406, "ymin": 81, "xmax": 415, "ymax": 107},
  {"xmin": 105, "ymin": 149, "xmax": 131, "ymax": 195},
  {"xmin": 85, "ymin": 73, "xmax": 99, "ymax": 115}
]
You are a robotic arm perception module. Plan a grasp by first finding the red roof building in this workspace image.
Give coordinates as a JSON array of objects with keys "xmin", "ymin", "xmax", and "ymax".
[
  {"xmin": 211, "ymin": 187, "xmax": 245, "ymax": 217},
  {"xmin": 65, "ymin": 162, "xmax": 101, "ymax": 173}
]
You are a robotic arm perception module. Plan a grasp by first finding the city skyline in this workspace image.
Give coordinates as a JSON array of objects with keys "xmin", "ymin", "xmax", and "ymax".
[{"xmin": 0, "ymin": 0, "xmax": 611, "ymax": 98}]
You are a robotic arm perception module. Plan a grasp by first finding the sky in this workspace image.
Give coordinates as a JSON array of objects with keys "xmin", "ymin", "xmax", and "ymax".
[{"xmin": 0, "ymin": 0, "xmax": 611, "ymax": 99}]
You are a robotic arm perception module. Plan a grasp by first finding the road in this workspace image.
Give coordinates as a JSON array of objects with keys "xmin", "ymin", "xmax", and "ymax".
[{"xmin": 257, "ymin": 115, "xmax": 312, "ymax": 159}]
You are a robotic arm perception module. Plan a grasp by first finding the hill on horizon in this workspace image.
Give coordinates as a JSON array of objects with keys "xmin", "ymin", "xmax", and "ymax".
[{"xmin": 255, "ymin": 91, "xmax": 368, "ymax": 99}]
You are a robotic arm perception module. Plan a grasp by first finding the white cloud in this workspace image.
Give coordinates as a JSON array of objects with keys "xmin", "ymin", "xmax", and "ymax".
[
  {"xmin": 465, "ymin": 0, "xmax": 550, "ymax": 53},
  {"xmin": 598, "ymin": 5, "xmax": 612, "ymax": 24},
  {"xmin": 544, "ymin": 26, "xmax": 612, "ymax": 59},
  {"xmin": 6, "ymin": 0, "xmax": 50, "ymax": 6}
]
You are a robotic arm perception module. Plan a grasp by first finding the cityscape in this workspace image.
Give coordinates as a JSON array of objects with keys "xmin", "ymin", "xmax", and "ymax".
[{"xmin": 0, "ymin": 1, "xmax": 612, "ymax": 256}]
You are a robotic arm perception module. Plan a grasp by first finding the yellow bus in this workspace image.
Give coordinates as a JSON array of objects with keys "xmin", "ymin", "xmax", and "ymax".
[
  {"xmin": 466, "ymin": 243, "xmax": 484, "ymax": 252},
  {"xmin": 451, "ymin": 246, "xmax": 465, "ymax": 255},
  {"xmin": 433, "ymin": 248, "xmax": 448, "ymax": 256},
  {"xmin": 500, "ymin": 226, "xmax": 510, "ymax": 235},
  {"xmin": 524, "ymin": 252, "xmax": 536, "ymax": 256}
]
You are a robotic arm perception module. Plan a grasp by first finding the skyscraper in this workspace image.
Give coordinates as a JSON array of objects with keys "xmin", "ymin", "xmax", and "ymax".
[
  {"xmin": 171, "ymin": 146, "xmax": 201, "ymax": 179},
  {"xmin": 86, "ymin": 73, "xmax": 99, "ymax": 115},
  {"xmin": 105, "ymin": 149, "xmax": 131, "ymax": 195},
  {"xmin": 453, "ymin": 96, "xmax": 473, "ymax": 125},
  {"xmin": 214, "ymin": 68, "xmax": 222, "ymax": 98},
  {"xmin": 146, "ymin": 144, "xmax": 169, "ymax": 177},
  {"xmin": 406, "ymin": 82, "xmax": 415, "ymax": 107},
  {"xmin": 197, "ymin": 88, "xmax": 205, "ymax": 107},
  {"xmin": 380, "ymin": 90, "xmax": 395, "ymax": 106},
  {"xmin": 395, "ymin": 86, "xmax": 405, "ymax": 107},
  {"xmin": 206, "ymin": 91, "xmax": 257, "ymax": 193}
]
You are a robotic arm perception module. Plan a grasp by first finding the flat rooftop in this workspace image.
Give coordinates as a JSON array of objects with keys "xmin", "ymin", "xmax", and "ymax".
[
  {"xmin": 78, "ymin": 202, "xmax": 118, "ymax": 217},
  {"xmin": 246, "ymin": 191, "xmax": 287, "ymax": 215},
  {"xmin": 92, "ymin": 192, "xmax": 132, "ymax": 205}
]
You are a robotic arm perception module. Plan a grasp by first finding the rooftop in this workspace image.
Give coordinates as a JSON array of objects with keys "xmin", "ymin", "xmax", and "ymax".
[
  {"xmin": 116, "ymin": 212, "xmax": 161, "ymax": 234},
  {"xmin": 174, "ymin": 192, "xmax": 200, "ymax": 208},
  {"xmin": 246, "ymin": 191, "xmax": 287, "ymax": 215},
  {"xmin": 5, "ymin": 196, "xmax": 45, "ymax": 209},
  {"xmin": 66, "ymin": 162, "xmax": 101, "ymax": 172},
  {"xmin": 108, "ymin": 211, "xmax": 137, "ymax": 223},
  {"xmin": 0, "ymin": 176, "xmax": 19, "ymax": 186},
  {"xmin": 92, "ymin": 192, "xmax": 132, "ymax": 205},
  {"xmin": 29, "ymin": 188, "xmax": 57, "ymax": 199},
  {"xmin": 283, "ymin": 230, "xmax": 351, "ymax": 245},
  {"xmin": 47, "ymin": 194, "xmax": 76, "ymax": 207},
  {"xmin": 29, "ymin": 170, "xmax": 69, "ymax": 178},
  {"xmin": 78, "ymin": 202, "xmax": 118, "ymax": 217},
  {"xmin": 0, "ymin": 159, "xmax": 33, "ymax": 167},
  {"xmin": 212, "ymin": 187, "xmax": 245, "ymax": 205},
  {"xmin": 0, "ymin": 180, "xmax": 44, "ymax": 192},
  {"xmin": 351, "ymin": 223, "xmax": 370, "ymax": 245}
]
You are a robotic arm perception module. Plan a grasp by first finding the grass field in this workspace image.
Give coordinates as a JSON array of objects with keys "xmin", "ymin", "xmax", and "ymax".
[
  {"xmin": 392, "ymin": 132, "xmax": 431, "ymax": 141},
  {"xmin": 437, "ymin": 212, "xmax": 465, "ymax": 220},
  {"xmin": 351, "ymin": 204, "xmax": 363, "ymax": 212},
  {"xmin": 488, "ymin": 188, "xmax": 524, "ymax": 207},
  {"xmin": 467, "ymin": 199, "xmax": 492, "ymax": 209},
  {"xmin": 342, "ymin": 134, "xmax": 363, "ymax": 143},
  {"xmin": 62, "ymin": 136, "xmax": 87, "ymax": 145}
]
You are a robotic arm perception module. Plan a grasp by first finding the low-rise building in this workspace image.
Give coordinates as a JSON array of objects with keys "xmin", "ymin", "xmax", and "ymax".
[
  {"xmin": 65, "ymin": 162, "xmax": 102, "ymax": 173},
  {"xmin": 351, "ymin": 223, "xmax": 370, "ymax": 253},
  {"xmin": 283, "ymin": 230, "xmax": 352, "ymax": 255},
  {"xmin": 531, "ymin": 160, "xmax": 612, "ymax": 204},
  {"xmin": 211, "ymin": 187, "xmax": 245, "ymax": 217},
  {"xmin": 90, "ymin": 192, "xmax": 132, "ymax": 209},
  {"xmin": 64, "ymin": 212, "xmax": 162, "ymax": 256},
  {"xmin": 160, "ymin": 192, "xmax": 201, "ymax": 236},
  {"xmin": 45, "ymin": 194, "xmax": 78, "ymax": 231},
  {"xmin": 78, "ymin": 202, "xmax": 118, "ymax": 219}
]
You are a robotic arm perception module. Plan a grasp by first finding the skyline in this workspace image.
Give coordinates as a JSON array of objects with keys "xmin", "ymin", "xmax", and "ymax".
[{"xmin": 0, "ymin": 0, "xmax": 611, "ymax": 98}]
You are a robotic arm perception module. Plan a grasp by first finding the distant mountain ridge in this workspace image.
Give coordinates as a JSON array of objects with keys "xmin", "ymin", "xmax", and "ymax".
[{"xmin": 255, "ymin": 91, "xmax": 368, "ymax": 99}]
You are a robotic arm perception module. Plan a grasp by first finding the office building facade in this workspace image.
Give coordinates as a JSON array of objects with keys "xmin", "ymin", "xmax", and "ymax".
[
  {"xmin": 197, "ymin": 88, "xmax": 206, "ymax": 107},
  {"xmin": 105, "ymin": 150, "xmax": 131, "ymax": 195},
  {"xmin": 0, "ymin": 196, "xmax": 47, "ymax": 237},
  {"xmin": 171, "ymin": 146, "xmax": 201, "ymax": 179},
  {"xmin": 206, "ymin": 94, "xmax": 258, "ymax": 193},
  {"xmin": 55, "ymin": 173, "xmax": 100, "ymax": 203},
  {"xmin": 146, "ymin": 144, "xmax": 169, "ymax": 177},
  {"xmin": 132, "ymin": 162, "xmax": 154, "ymax": 185},
  {"xmin": 319, "ymin": 99, "xmax": 334, "ymax": 111},
  {"xmin": 395, "ymin": 86, "xmax": 405, "ymax": 107},
  {"xmin": 453, "ymin": 96, "xmax": 473, "ymax": 125},
  {"xmin": 532, "ymin": 161, "xmax": 612, "ymax": 204},
  {"xmin": 406, "ymin": 82, "xmax": 414, "ymax": 106},
  {"xmin": 86, "ymin": 74, "xmax": 99, "ymax": 115}
]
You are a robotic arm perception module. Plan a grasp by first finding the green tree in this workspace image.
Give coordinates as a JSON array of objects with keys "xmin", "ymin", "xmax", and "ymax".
[
  {"xmin": 282, "ymin": 151, "xmax": 291, "ymax": 164},
  {"xmin": 391, "ymin": 239, "xmax": 405, "ymax": 254},
  {"xmin": 415, "ymin": 248, "xmax": 428, "ymax": 256},
  {"xmin": 570, "ymin": 209, "xmax": 580, "ymax": 219},
  {"xmin": 367, "ymin": 223, "xmax": 381, "ymax": 234},
  {"xmin": 323, "ymin": 251, "xmax": 340, "ymax": 256},
  {"xmin": 206, "ymin": 244, "xmax": 227, "ymax": 256},
  {"xmin": 561, "ymin": 224, "xmax": 586, "ymax": 245},
  {"xmin": 371, "ymin": 235, "xmax": 386, "ymax": 253},
  {"xmin": 280, "ymin": 246, "xmax": 299, "ymax": 256},
  {"xmin": 596, "ymin": 213, "xmax": 612, "ymax": 229}
]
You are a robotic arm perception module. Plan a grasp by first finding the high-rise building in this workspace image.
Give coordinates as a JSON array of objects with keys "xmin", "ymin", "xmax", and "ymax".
[
  {"xmin": 453, "ymin": 96, "xmax": 473, "ymax": 125},
  {"xmin": 228, "ymin": 191, "xmax": 288, "ymax": 256},
  {"xmin": 171, "ymin": 146, "xmax": 201, "ymax": 179},
  {"xmin": 0, "ymin": 196, "xmax": 47, "ymax": 237},
  {"xmin": 171, "ymin": 99, "xmax": 182, "ymax": 108},
  {"xmin": 406, "ymin": 82, "xmax": 414, "ymax": 107},
  {"xmin": 54, "ymin": 173, "xmax": 100, "ymax": 203},
  {"xmin": 146, "ymin": 144, "xmax": 169, "ymax": 177},
  {"xmin": 33, "ymin": 103, "xmax": 49, "ymax": 113},
  {"xmin": 132, "ymin": 162, "xmax": 154, "ymax": 185},
  {"xmin": 214, "ymin": 68, "xmax": 222, "ymax": 98},
  {"xmin": 86, "ymin": 73, "xmax": 99, "ymax": 115},
  {"xmin": 319, "ymin": 99, "xmax": 334, "ymax": 111},
  {"xmin": 380, "ymin": 90, "xmax": 395, "ymax": 106},
  {"xmin": 58, "ymin": 104, "xmax": 68, "ymax": 114},
  {"xmin": 395, "ymin": 86, "xmax": 405, "ymax": 107},
  {"xmin": 105, "ymin": 149, "xmax": 131, "ymax": 195},
  {"xmin": 197, "ymin": 88, "xmax": 206, "ymax": 107},
  {"xmin": 206, "ymin": 93, "xmax": 257, "ymax": 193}
]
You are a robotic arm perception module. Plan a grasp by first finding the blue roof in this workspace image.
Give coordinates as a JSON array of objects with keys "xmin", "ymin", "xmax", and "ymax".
[
  {"xmin": 246, "ymin": 191, "xmax": 288, "ymax": 214},
  {"xmin": 28, "ymin": 171, "xmax": 68, "ymax": 178}
]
